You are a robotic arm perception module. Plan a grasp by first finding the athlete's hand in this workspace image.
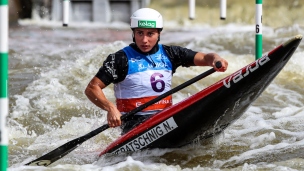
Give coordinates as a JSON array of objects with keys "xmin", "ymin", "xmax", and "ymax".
[
  {"xmin": 193, "ymin": 52, "xmax": 228, "ymax": 72},
  {"xmin": 212, "ymin": 58, "xmax": 228, "ymax": 72},
  {"xmin": 213, "ymin": 55, "xmax": 228, "ymax": 72},
  {"xmin": 107, "ymin": 106, "xmax": 122, "ymax": 127}
]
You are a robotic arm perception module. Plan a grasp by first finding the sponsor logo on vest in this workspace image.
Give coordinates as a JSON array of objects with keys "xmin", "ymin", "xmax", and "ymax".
[
  {"xmin": 223, "ymin": 55, "xmax": 270, "ymax": 88},
  {"xmin": 112, "ymin": 117, "xmax": 178, "ymax": 154},
  {"xmin": 138, "ymin": 20, "xmax": 156, "ymax": 28},
  {"xmin": 150, "ymin": 62, "xmax": 169, "ymax": 68},
  {"xmin": 136, "ymin": 98, "xmax": 172, "ymax": 107}
]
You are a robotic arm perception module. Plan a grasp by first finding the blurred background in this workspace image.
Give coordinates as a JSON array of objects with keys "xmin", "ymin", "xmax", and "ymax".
[{"xmin": 9, "ymin": 0, "xmax": 304, "ymax": 28}]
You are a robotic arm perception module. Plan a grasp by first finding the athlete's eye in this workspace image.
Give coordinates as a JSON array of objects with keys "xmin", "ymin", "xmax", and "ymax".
[
  {"xmin": 136, "ymin": 31, "xmax": 143, "ymax": 36},
  {"xmin": 148, "ymin": 32, "xmax": 155, "ymax": 37}
]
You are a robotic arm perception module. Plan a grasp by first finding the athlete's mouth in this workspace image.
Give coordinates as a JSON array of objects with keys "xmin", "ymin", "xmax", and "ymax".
[{"xmin": 141, "ymin": 45, "xmax": 149, "ymax": 49}]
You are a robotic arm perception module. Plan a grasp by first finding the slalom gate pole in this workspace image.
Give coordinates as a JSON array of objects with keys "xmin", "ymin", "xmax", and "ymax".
[
  {"xmin": 255, "ymin": 0, "xmax": 263, "ymax": 59},
  {"xmin": 220, "ymin": 0, "xmax": 226, "ymax": 20},
  {"xmin": 63, "ymin": 0, "xmax": 70, "ymax": 27},
  {"xmin": 188, "ymin": 0, "xmax": 195, "ymax": 20},
  {"xmin": 0, "ymin": 0, "xmax": 8, "ymax": 170}
]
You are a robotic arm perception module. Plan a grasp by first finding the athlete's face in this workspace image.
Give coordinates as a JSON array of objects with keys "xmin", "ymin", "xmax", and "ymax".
[{"xmin": 133, "ymin": 28, "xmax": 160, "ymax": 53}]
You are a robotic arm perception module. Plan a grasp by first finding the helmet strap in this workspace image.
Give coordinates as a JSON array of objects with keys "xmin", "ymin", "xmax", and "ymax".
[
  {"xmin": 132, "ymin": 32, "xmax": 135, "ymax": 42},
  {"xmin": 157, "ymin": 28, "xmax": 162, "ymax": 42}
]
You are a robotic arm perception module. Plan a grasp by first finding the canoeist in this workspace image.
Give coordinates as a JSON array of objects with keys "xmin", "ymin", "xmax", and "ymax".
[{"xmin": 85, "ymin": 8, "xmax": 228, "ymax": 134}]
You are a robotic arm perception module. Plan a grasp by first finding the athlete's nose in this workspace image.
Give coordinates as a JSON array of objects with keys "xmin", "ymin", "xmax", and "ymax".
[{"xmin": 142, "ymin": 35, "xmax": 148, "ymax": 43}]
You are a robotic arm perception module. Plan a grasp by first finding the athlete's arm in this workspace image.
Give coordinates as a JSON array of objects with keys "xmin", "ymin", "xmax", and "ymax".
[
  {"xmin": 163, "ymin": 45, "xmax": 228, "ymax": 72},
  {"xmin": 85, "ymin": 77, "xmax": 122, "ymax": 127},
  {"xmin": 193, "ymin": 52, "xmax": 228, "ymax": 72},
  {"xmin": 85, "ymin": 77, "xmax": 121, "ymax": 127},
  {"xmin": 85, "ymin": 50, "xmax": 128, "ymax": 127}
]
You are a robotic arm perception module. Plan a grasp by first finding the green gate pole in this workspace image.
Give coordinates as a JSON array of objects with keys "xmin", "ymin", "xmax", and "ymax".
[
  {"xmin": 255, "ymin": 0, "xmax": 263, "ymax": 59},
  {"xmin": 0, "ymin": 0, "xmax": 8, "ymax": 170}
]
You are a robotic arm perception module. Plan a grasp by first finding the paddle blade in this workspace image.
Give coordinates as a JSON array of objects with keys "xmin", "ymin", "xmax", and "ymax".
[{"xmin": 25, "ymin": 124, "xmax": 109, "ymax": 166}]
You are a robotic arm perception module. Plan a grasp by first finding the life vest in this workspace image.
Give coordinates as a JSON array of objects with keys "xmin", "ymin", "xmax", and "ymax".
[{"xmin": 115, "ymin": 44, "xmax": 173, "ymax": 115}]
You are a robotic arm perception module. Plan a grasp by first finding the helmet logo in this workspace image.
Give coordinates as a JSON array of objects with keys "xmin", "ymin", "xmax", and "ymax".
[{"xmin": 138, "ymin": 20, "xmax": 156, "ymax": 28}]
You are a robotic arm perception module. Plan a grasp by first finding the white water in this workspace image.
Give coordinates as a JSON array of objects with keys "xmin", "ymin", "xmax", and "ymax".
[{"xmin": 7, "ymin": 13, "xmax": 304, "ymax": 171}]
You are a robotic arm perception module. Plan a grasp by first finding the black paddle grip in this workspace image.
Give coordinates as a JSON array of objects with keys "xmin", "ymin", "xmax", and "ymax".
[{"xmin": 215, "ymin": 61, "xmax": 222, "ymax": 69}]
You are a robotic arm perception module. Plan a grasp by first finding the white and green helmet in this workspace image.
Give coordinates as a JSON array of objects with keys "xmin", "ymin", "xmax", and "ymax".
[{"xmin": 130, "ymin": 8, "xmax": 163, "ymax": 29}]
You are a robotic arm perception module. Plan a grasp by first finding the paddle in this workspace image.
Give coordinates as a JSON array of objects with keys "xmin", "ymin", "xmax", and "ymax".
[{"xmin": 25, "ymin": 62, "xmax": 222, "ymax": 167}]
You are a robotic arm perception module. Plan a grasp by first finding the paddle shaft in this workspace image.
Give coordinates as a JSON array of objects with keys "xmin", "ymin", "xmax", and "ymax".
[{"xmin": 25, "ymin": 62, "xmax": 221, "ymax": 166}]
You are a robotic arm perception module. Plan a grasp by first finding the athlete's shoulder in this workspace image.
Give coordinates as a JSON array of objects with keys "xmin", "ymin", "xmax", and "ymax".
[
  {"xmin": 96, "ymin": 48, "xmax": 129, "ymax": 85},
  {"xmin": 161, "ymin": 44, "xmax": 197, "ymax": 69},
  {"xmin": 162, "ymin": 44, "xmax": 195, "ymax": 53},
  {"xmin": 106, "ymin": 49, "xmax": 128, "ymax": 63}
]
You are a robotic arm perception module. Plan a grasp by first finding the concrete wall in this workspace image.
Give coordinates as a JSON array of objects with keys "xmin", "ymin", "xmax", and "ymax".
[
  {"xmin": 9, "ymin": 0, "xmax": 21, "ymax": 26},
  {"xmin": 52, "ymin": 0, "xmax": 150, "ymax": 23},
  {"xmin": 8, "ymin": 0, "xmax": 150, "ymax": 25}
]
